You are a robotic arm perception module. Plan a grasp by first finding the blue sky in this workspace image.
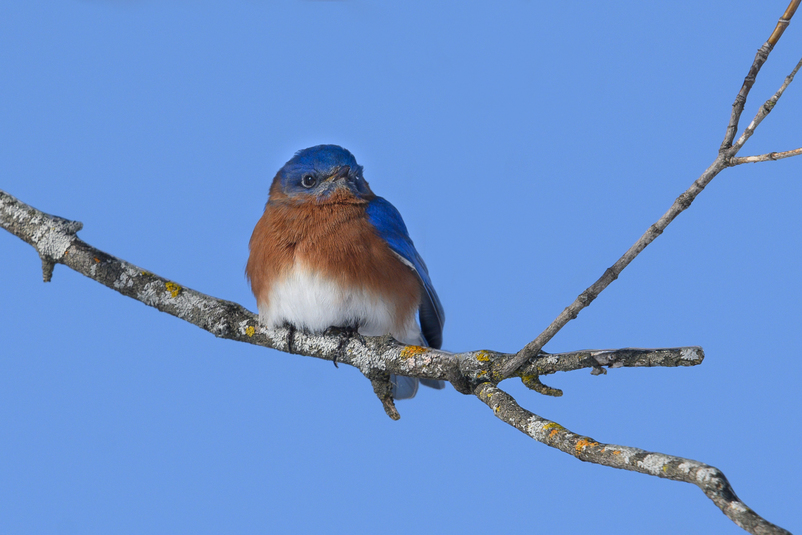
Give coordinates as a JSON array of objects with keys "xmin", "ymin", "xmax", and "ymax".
[{"xmin": 1, "ymin": 1, "xmax": 800, "ymax": 534}]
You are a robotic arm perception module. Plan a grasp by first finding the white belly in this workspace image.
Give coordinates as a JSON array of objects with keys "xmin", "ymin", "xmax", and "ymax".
[{"xmin": 259, "ymin": 261, "xmax": 423, "ymax": 346}]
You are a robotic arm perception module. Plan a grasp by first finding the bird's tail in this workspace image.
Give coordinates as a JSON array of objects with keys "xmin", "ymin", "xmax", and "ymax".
[{"xmin": 390, "ymin": 375, "xmax": 446, "ymax": 400}]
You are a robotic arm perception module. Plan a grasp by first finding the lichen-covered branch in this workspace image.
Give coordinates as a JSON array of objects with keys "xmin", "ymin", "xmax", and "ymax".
[
  {"xmin": 499, "ymin": 2, "xmax": 801, "ymax": 379},
  {"xmin": 0, "ymin": 191, "xmax": 786, "ymax": 533},
  {"xmin": 476, "ymin": 383, "xmax": 791, "ymax": 535},
  {"xmin": 520, "ymin": 346, "xmax": 704, "ymax": 379},
  {"xmin": 0, "ymin": 189, "xmax": 701, "ymax": 402}
]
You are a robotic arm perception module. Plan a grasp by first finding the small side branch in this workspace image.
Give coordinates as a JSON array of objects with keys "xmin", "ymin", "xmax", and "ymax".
[
  {"xmin": 731, "ymin": 147, "xmax": 802, "ymax": 165},
  {"xmin": 366, "ymin": 370, "xmax": 400, "ymax": 420},
  {"xmin": 476, "ymin": 383, "xmax": 791, "ymax": 535},
  {"xmin": 519, "ymin": 346, "xmax": 704, "ymax": 378}
]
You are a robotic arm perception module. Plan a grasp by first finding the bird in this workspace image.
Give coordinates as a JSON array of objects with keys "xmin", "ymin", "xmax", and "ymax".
[{"xmin": 246, "ymin": 145, "xmax": 445, "ymax": 399}]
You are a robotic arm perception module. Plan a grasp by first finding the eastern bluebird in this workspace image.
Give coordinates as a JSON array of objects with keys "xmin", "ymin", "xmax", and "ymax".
[{"xmin": 246, "ymin": 145, "xmax": 445, "ymax": 399}]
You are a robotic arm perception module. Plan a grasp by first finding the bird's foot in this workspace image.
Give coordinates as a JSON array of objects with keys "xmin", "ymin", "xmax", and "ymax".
[
  {"xmin": 284, "ymin": 324, "xmax": 297, "ymax": 354},
  {"xmin": 324, "ymin": 325, "xmax": 365, "ymax": 368}
]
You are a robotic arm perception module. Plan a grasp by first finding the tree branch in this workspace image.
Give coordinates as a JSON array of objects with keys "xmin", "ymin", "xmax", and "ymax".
[
  {"xmin": 0, "ymin": 189, "xmax": 698, "ymax": 400},
  {"xmin": 0, "ymin": 188, "xmax": 787, "ymax": 533},
  {"xmin": 499, "ymin": 2, "xmax": 801, "ymax": 379},
  {"xmin": 476, "ymin": 383, "xmax": 791, "ymax": 535}
]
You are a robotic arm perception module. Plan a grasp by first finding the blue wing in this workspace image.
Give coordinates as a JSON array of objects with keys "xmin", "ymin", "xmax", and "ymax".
[{"xmin": 366, "ymin": 196, "xmax": 445, "ymax": 350}]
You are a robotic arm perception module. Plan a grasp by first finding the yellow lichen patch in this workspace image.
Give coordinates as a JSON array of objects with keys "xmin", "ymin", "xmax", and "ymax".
[
  {"xmin": 543, "ymin": 422, "xmax": 565, "ymax": 440},
  {"xmin": 141, "ymin": 270, "xmax": 153, "ymax": 277},
  {"xmin": 475, "ymin": 350, "xmax": 492, "ymax": 362},
  {"xmin": 521, "ymin": 374, "xmax": 539, "ymax": 389},
  {"xmin": 165, "ymin": 282, "xmax": 182, "ymax": 298},
  {"xmin": 400, "ymin": 345, "xmax": 427, "ymax": 359},
  {"xmin": 612, "ymin": 450, "xmax": 621, "ymax": 455},
  {"xmin": 575, "ymin": 439, "xmax": 599, "ymax": 453},
  {"xmin": 662, "ymin": 465, "xmax": 669, "ymax": 473},
  {"xmin": 245, "ymin": 325, "xmax": 255, "ymax": 337},
  {"xmin": 477, "ymin": 370, "xmax": 487, "ymax": 378}
]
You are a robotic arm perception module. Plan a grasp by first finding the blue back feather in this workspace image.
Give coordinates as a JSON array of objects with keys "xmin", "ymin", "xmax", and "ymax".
[{"xmin": 366, "ymin": 197, "xmax": 444, "ymax": 349}]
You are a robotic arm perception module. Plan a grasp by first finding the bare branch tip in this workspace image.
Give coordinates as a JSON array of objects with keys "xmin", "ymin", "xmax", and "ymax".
[
  {"xmin": 367, "ymin": 371, "xmax": 400, "ymax": 420},
  {"xmin": 730, "ymin": 147, "xmax": 802, "ymax": 166},
  {"xmin": 768, "ymin": 0, "xmax": 801, "ymax": 46},
  {"xmin": 40, "ymin": 256, "xmax": 55, "ymax": 283},
  {"xmin": 521, "ymin": 374, "xmax": 563, "ymax": 397},
  {"xmin": 382, "ymin": 398, "xmax": 400, "ymax": 420}
]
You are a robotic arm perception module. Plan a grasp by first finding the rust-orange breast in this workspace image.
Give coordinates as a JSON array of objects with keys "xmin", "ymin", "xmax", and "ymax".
[{"xmin": 246, "ymin": 186, "xmax": 421, "ymax": 332}]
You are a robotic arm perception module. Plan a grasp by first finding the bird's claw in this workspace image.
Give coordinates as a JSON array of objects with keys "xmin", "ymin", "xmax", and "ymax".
[{"xmin": 324, "ymin": 325, "xmax": 364, "ymax": 368}]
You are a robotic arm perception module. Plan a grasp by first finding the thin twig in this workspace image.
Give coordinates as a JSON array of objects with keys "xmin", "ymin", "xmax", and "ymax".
[
  {"xmin": 733, "ymin": 56, "xmax": 802, "ymax": 151},
  {"xmin": 499, "ymin": 155, "xmax": 726, "ymax": 377},
  {"xmin": 720, "ymin": 42, "xmax": 773, "ymax": 152},
  {"xmin": 768, "ymin": 0, "xmax": 801, "ymax": 46},
  {"xmin": 731, "ymin": 147, "xmax": 802, "ymax": 165},
  {"xmin": 476, "ymin": 383, "xmax": 791, "ymax": 535},
  {"xmin": 500, "ymin": 4, "xmax": 800, "ymax": 379},
  {"xmin": 721, "ymin": 0, "xmax": 800, "ymax": 151}
]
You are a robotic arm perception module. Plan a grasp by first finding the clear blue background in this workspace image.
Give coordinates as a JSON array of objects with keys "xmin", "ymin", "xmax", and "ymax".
[{"xmin": 1, "ymin": 1, "xmax": 800, "ymax": 534}]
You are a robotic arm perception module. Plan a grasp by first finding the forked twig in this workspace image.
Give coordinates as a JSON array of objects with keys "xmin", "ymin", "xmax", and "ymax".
[{"xmin": 500, "ymin": 1, "xmax": 802, "ymax": 379}]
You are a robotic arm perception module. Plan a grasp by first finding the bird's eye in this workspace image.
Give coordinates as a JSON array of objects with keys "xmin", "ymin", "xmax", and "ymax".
[{"xmin": 301, "ymin": 175, "xmax": 316, "ymax": 188}]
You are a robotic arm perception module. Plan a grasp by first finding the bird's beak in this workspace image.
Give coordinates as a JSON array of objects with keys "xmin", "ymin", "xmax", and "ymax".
[{"xmin": 325, "ymin": 165, "xmax": 351, "ymax": 182}]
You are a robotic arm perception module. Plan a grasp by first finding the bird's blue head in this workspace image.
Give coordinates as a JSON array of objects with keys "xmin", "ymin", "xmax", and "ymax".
[{"xmin": 272, "ymin": 145, "xmax": 373, "ymax": 201}]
